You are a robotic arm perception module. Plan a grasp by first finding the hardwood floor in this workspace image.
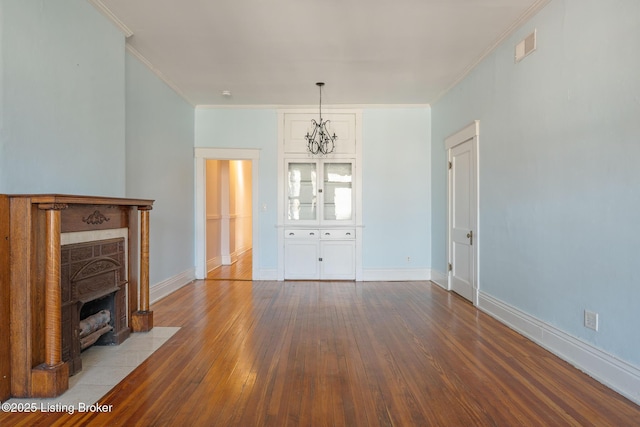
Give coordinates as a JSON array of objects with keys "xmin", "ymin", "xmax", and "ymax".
[
  {"xmin": 2, "ymin": 281, "xmax": 639, "ymax": 426},
  {"xmin": 207, "ymin": 250, "xmax": 252, "ymax": 281}
]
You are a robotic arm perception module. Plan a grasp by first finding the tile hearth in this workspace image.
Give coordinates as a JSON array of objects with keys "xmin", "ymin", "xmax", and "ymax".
[{"xmin": 6, "ymin": 327, "xmax": 179, "ymax": 408}]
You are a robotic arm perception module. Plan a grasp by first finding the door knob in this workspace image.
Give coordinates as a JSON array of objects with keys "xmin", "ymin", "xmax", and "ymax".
[{"xmin": 466, "ymin": 230, "xmax": 473, "ymax": 245}]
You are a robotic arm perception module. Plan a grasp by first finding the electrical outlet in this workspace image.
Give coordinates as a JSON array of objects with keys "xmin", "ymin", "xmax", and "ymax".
[{"xmin": 584, "ymin": 310, "xmax": 599, "ymax": 331}]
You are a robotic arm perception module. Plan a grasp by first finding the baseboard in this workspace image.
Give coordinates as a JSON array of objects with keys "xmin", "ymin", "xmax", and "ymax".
[
  {"xmin": 362, "ymin": 268, "xmax": 431, "ymax": 281},
  {"xmin": 150, "ymin": 268, "xmax": 196, "ymax": 305},
  {"xmin": 478, "ymin": 291, "xmax": 640, "ymax": 406},
  {"xmin": 207, "ymin": 256, "xmax": 222, "ymax": 273},
  {"xmin": 429, "ymin": 269, "xmax": 448, "ymax": 289},
  {"xmin": 252, "ymin": 268, "xmax": 277, "ymax": 281}
]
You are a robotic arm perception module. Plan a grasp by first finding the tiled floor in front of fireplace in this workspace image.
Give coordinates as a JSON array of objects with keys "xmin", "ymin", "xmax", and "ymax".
[{"xmin": 6, "ymin": 326, "xmax": 180, "ymax": 408}]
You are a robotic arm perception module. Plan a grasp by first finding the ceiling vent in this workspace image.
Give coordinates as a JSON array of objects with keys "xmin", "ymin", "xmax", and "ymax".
[{"xmin": 515, "ymin": 30, "xmax": 536, "ymax": 63}]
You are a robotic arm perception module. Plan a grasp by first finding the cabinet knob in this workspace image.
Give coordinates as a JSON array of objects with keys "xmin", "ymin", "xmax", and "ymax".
[
  {"xmin": 289, "ymin": 232, "xmax": 294, "ymax": 236},
  {"xmin": 319, "ymin": 257, "xmax": 323, "ymax": 261},
  {"xmin": 309, "ymin": 232, "xmax": 315, "ymax": 236},
  {"xmin": 325, "ymin": 232, "xmax": 331, "ymax": 236},
  {"xmin": 346, "ymin": 232, "xmax": 351, "ymax": 236}
]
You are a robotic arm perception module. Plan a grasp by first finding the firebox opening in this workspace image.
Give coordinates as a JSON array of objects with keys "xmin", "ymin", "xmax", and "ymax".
[{"xmin": 79, "ymin": 293, "xmax": 116, "ymax": 349}]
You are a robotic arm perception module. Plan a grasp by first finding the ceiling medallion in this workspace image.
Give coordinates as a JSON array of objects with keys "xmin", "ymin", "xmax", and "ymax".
[{"xmin": 305, "ymin": 82, "xmax": 337, "ymax": 155}]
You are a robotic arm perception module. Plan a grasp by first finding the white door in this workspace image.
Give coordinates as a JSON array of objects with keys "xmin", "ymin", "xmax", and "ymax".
[{"xmin": 449, "ymin": 137, "xmax": 477, "ymax": 302}]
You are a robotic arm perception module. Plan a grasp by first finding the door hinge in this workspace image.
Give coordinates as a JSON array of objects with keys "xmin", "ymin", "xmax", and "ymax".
[
  {"xmin": 448, "ymin": 161, "xmax": 452, "ymax": 169},
  {"xmin": 448, "ymin": 262, "xmax": 452, "ymax": 272}
]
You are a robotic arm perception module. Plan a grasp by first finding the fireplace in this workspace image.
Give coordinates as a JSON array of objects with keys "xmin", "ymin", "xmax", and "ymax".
[
  {"xmin": 61, "ymin": 238, "xmax": 129, "ymax": 375},
  {"xmin": 1, "ymin": 194, "xmax": 154, "ymax": 399}
]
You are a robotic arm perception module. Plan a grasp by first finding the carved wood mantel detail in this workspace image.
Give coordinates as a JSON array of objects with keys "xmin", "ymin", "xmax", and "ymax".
[
  {"xmin": 2, "ymin": 194, "xmax": 154, "ymax": 399},
  {"xmin": 82, "ymin": 210, "xmax": 111, "ymax": 225}
]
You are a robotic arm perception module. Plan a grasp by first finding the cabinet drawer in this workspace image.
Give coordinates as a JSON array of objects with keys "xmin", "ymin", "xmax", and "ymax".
[
  {"xmin": 285, "ymin": 229, "xmax": 319, "ymax": 239},
  {"xmin": 320, "ymin": 229, "xmax": 355, "ymax": 239}
]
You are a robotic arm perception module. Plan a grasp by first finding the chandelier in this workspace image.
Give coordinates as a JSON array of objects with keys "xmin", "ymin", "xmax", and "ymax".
[{"xmin": 305, "ymin": 82, "xmax": 337, "ymax": 155}]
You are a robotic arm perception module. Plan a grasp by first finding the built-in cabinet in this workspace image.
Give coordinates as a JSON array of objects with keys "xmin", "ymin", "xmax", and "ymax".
[
  {"xmin": 278, "ymin": 110, "xmax": 362, "ymax": 280},
  {"xmin": 284, "ymin": 227, "xmax": 356, "ymax": 281}
]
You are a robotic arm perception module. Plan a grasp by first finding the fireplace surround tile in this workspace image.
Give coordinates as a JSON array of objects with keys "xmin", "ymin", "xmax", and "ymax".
[{"xmin": 5, "ymin": 327, "xmax": 179, "ymax": 408}]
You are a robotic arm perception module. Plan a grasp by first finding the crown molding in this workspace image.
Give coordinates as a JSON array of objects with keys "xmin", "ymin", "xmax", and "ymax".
[
  {"xmin": 125, "ymin": 44, "xmax": 195, "ymax": 107},
  {"xmin": 87, "ymin": 0, "xmax": 134, "ymax": 37},
  {"xmin": 432, "ymin": 0, "xmax": 551, "ymax": 104},
  {"xmin": 87, "ymin": 1, "xmax": 195, "ymax": 106},
  {"xmin": 196, "ymin": 103, "xmax": 430, "ymax": 110}
]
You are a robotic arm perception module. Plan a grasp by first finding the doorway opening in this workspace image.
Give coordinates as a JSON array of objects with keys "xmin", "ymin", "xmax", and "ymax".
[
  {"xmin": 194, "ymin": 148, "xmax": 261, "ymax": 281},
  {"xmin": 206, "ymin": 159, "xmax": 253, "ymax": 281}
]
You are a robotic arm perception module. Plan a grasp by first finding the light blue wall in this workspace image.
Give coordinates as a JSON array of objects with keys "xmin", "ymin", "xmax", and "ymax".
[
  {"xmin": 0, "ymin": 0, "xmax": 196, "ymax": 288},
  {"xmin": 125, "ymin": 53, "xmax": 195, "ymax": 286},
  {"xmin": 0, "ymin": 0, "xmax": 126, "ymax": 195},
  {"xmin": 195, "ymin": 108, "xmax": 279, "ymax": 270},
  {"xmin": 195, "ymin": 108, "xmax": 432, "ymax": 274},
  {"xmin": 363, "ymin": 108, "xmax": 431, "ymax": 270},
  {"xmin": 432, "ymin": 0, "xmax": 640, "ymax": 366}
]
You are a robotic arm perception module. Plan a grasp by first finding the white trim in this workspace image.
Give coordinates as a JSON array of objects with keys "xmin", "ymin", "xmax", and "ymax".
[
  {"xmin": 446, "ymin": 120, "xmax": 480, "ymax": 305},
  {"xmin": 87, "ymin": 0, "xmax": 195, "ymax": 107},
  {"xmin": 478, "ymin": 291, "xmax": 640, "ymax": 406},
  {"xmin": 362, "ymin": 268, "xmax": 431, "ymax": 282},
  {"xmin": 87, "ymin": 0, "xmax": 134, "ymax": 37},
  {"xmin": 207, "ymin": 256, "xmax": 222, "ymax": 273},
  {"xmin": 196, "ymin": 104, "xmax": 430, "ymax": 110},
  {"xmin": 429, "ymin": 269, "xmax": 448, "ymax": 290},
  {"xmin": 194, "ymin": 148, "xmax": 261, "ymax": 280},
  {"xmin": 149, "ymin": 268, "xmax": 196, "ymax": 304},
  {"xmin": 88, "ymin": 1, "xmax": 196, "ymax": 106},
  {"xmin": 445, "ymin": 120, "xmax": 479, "ymax": 150},
  {"xmin": 432, "ymin": 0, "xmax": 551, "ymax": 104},
  {"xmin": 256, "ymin": 269, "xmax": 278, "ymax": 281},
  {"xmin": 195, "ymin": 147, "xmax": 261, "ymax": 160},
  {"xmin": 125, "ymin": 45, "xmax": 195, "ymax": 106}
]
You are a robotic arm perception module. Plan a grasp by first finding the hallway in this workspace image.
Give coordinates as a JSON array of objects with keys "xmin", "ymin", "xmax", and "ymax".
[{"xmin": 207, "ymin": 249, "xmax": 252, "ymax": 281}]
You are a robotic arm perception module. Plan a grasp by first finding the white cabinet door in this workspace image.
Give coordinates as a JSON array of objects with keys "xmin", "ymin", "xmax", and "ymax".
[
  {"xmin": 322, "ymin": 161, "xmax": 353, "ymax": 224},
  {"xmin": 284, "ymin": 229, "xmax": 355, "ymax": 280},
  {"xmin": 285, "ymin": 159, "xmax": 355, "ymax": 226},
  {"xmin": 320, "ymin": 240, "xmax": 355, "ymax": 280},
  {"xmin": 284, "ymin": 240, "xmax": 320, "ymax": 279},
  {"xmin": 286, "ymin": 161, "xmax": 318, "ymax": 224}
]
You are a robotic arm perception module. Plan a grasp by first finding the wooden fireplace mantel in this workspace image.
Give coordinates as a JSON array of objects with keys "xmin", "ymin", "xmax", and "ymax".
[{"xmin": 0, "ymin": 194, "xmax": 155, "ymax": 399}]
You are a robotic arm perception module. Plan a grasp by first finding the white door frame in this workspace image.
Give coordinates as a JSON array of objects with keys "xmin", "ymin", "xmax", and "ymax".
[
  {"xmin": 445, "ymin": 121, "xmax": 480, "ymax": 305},
  {"xmin": 194, "ymin": 147, "xmax": 261, "ymax": 280}
]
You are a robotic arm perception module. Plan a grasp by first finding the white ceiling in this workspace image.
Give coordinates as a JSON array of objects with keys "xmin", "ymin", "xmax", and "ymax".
[{"xmin": 94, "ymin": 0, "xmax": 549, "ymax": 106}]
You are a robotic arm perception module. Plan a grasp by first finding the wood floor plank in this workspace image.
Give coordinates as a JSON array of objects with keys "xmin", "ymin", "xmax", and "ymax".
[{"xmin": 2, "ymin": 280, "xmax": 639, "ymax": 426}]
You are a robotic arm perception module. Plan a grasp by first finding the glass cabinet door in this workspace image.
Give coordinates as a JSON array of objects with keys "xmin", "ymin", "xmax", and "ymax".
[
  {"xmin": 323, "ymin": 162, "xmax": 353, "ymax": 221},
  {"xmin": 287, "ymin": 162, "xmax": 317, "ymax": 221}
]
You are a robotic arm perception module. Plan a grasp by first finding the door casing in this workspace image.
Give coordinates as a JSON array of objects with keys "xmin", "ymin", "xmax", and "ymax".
[{"xmin": 195, "ymin": 148, "xmax": 260, "ymax": 280}]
